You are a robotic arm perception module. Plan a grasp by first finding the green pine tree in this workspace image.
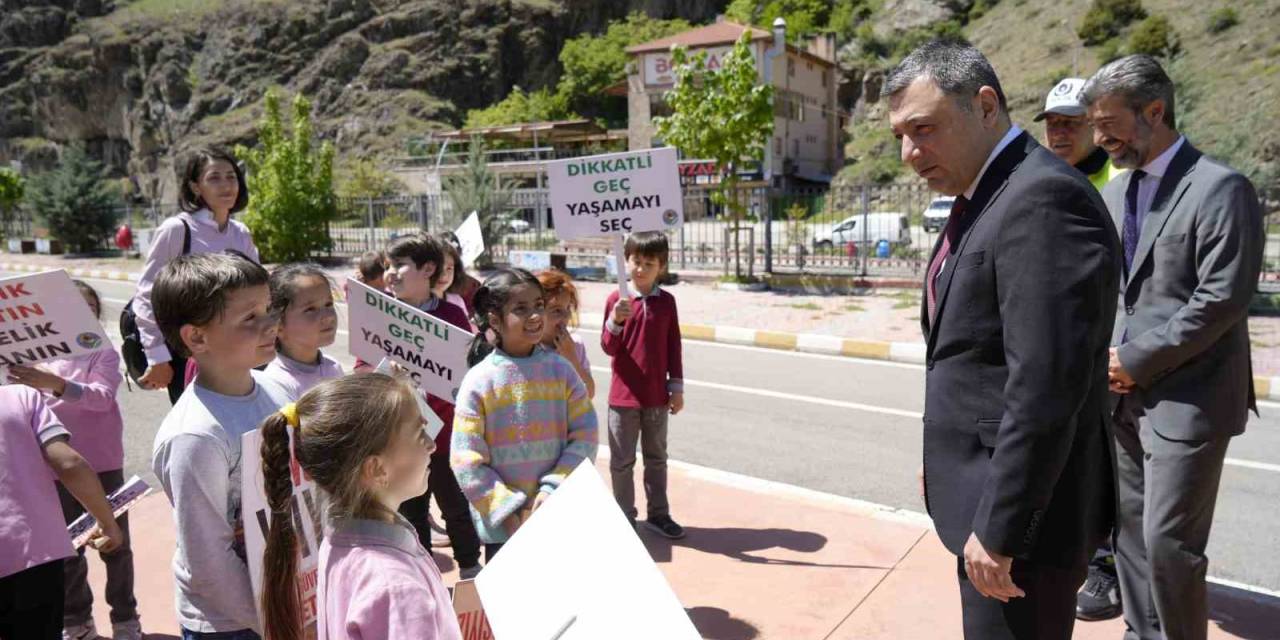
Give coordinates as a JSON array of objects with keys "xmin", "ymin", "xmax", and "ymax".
[
  {"xmin": 444, "ymin": 136, "xmax": 513, "ymax": 266},
  {"xmin": 236, "ymin": 89, "xmax": 337, "ymax": 263},
  {"xmin": 0, "ymin": 167, "xmax": 24, "ymax": 240},
  {"xmin": 25, "ymin": 145, "xmax": 118, "ymax": 252}
]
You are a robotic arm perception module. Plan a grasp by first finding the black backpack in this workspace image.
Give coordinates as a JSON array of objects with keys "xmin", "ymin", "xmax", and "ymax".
[{"xmin": 119, "ymin": 221, "xmax": 190, "ymax": 384}]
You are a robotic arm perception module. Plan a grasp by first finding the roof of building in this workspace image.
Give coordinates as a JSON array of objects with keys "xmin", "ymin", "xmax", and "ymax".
[
  {"xmin": 625, "ymin": 20, "xmax": 836, "ymax": 67},
  {"xmin": 430, "ymin": 119, "xmax": 625, "ymax": 144},
  {"xmin": 626, "ymin": 21, "xmax": 771, "ymax": 54}
]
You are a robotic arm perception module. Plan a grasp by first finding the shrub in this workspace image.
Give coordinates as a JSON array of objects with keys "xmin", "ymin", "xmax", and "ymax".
[
  {"xmin": 25, "ymin": 145, "xmax": 118, "ymax": 252},
  {"xmin": 1207, "ymin": 8, "xmax": 1238, "ymax": 34},
  {"xmin": 1078, "ymin": 0, "xmax": 1147, "ymax": 45},
  {"xmin": 1128, "ymin": 15, "xmax": 1179, "ymax": 58}
]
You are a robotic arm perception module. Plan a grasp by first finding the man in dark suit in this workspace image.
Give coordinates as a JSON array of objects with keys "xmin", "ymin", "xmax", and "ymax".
[
  {"xmin": 1082, "ymin": 55, "xmax": 1263, "ymax": 640},
  {"xmin": 885, "ymin": 40, "xmax": 1121, "ymax": 639}
]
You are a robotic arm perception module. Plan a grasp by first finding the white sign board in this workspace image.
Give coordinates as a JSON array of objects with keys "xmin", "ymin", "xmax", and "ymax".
[
  {"xmin": 243, "ymin": 428, "xmax": 324, "ymax": 633},
  {"xmin": 373, "ymin": 357, "xmax": 445, "ymax": 441},
  {"xmin": 547, "ymin": 147, "xmax": 684, "ymax": 241},
  {"xmin": 643, "ymin": 46, "xmax": 737, "ymax": 86},
  {"xmin": 456, "ymin": 211, "xmax": 485, "ymax": 268},
  {"xmin": 0, "ymin": 270, "xmax": 110, "ymax": 367},
  {"xmin": 347, "ymin": 279, "xmax": 473, "ymax": 402},
  {"xmin": 508, "ymin": 250, "xmax": 552, "ymax": 272},
  {"xmin": 476, "ymin": 462, "xmax": 699, "ymax": 640}
]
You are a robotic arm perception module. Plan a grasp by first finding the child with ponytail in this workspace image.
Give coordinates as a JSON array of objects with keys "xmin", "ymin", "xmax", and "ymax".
[
  {"xmin": 452, "ymin": 269, "xmax": 599, "ymax": 560},
  {"xmin": 258, "ymin": 373, "xmax": 461, "ymax": 640}
]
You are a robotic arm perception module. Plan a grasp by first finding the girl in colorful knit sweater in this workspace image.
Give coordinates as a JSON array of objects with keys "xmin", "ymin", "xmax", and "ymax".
[{"xmin": 451, "ymin": 269, "xmax": 599, "ymax": 559}]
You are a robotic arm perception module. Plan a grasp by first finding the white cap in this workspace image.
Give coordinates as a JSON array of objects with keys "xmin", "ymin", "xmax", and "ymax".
[{"xmin": 1034, "ymin": 78, "xmax": 1087, "ymax": 122}]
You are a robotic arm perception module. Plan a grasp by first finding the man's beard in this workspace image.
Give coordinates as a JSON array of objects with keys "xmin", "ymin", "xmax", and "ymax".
[{"xmin": 1111, "ymin": 114, "xmax": 1153, "ymax": 169}]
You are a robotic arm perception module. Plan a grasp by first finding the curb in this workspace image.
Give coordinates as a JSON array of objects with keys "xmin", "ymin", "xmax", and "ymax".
[
  {"xmin": 0, "ymin": 261, "xmax": 139, "ymax": 283},
  {"xmin": 5, "ymin": 260, "xmax": 1277, "ymax": 402}
]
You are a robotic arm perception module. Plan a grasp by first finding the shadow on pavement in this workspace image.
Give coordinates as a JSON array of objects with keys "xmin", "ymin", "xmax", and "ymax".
[
  {"xmin": 686, "ymin": 606, "xmax": 760, "ymax": 640},
  {"xmin": 1208, "ymin": 581, "xmax": 1280, "ymax": 639},
  {"xmin": 643, "ymin": 525, "xmax": 891, "ymax": 570},
  {"xmin": 142, "ymin": 635, "xmax": 179, "ymax": 640}
]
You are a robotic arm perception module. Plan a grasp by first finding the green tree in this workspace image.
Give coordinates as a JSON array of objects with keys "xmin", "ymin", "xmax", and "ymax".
[
  {"xmin": 725, "ymin": 0, "xmax": 831, "ymax": 41},
  {"xmin": 444, "ymin": 136, "xmax": 513, "ymax": 266},
  {"xmin": 236, "ymin": 89, "xmax": 337, "ymax": 263},
  {"xmin": 464, "ymin": 87, "xmax": 577, "ymax": 129},
  {"xmin": 0, "ymin": 167, "xmax": 24, "ymax": 239},
  {"xmin": 337, "ymin": 157, "xmax": 405, "ymax": 200},
  {"xmin": 557, "ymin": 13, "xmax": 691, "ymax": 125},
  {"xmin": 1207, "ymin": 8, "xmax": 1238, "ymax": 34},
  {"xmin": 655, "ymin": 33, "xmax": 774, "ymax": 279},
  {"xmin": 25, "ymin": 145, "xmax": 118, "ymax": 252}
]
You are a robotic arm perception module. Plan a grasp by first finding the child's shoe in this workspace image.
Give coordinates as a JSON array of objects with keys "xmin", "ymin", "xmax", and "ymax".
[
  {"xmin": 645, "ymin": 515, "xmax": 686, "ymax": 540},
  {"xmin": 61, "ymin": 621, "xmax": 98, "ymax": 640},
  {"xmin": 112, "ymin": 619, "xmax": 143, "ymax": 640}
]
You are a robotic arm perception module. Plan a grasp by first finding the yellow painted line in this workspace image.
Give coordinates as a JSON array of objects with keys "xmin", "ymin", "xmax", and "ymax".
[
  {"xmin": 754, "ymin": 330, "xmax": 798, "ymax": 351},
  {"xmin": 841, "ymin": 339, "xmax": 891, "ymax": 360},
  {"xmin": 680, "ymin": 323, "xmax": 716, "ymax": 341}
]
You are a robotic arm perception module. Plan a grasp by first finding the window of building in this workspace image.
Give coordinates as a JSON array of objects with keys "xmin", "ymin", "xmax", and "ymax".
[
  {"xmin": 821, "ymin": 70, "xmax": 827, "ymax": 88},
  {"xmin": 792, "ymin": 139, "xmax": 800, "ymax": 158},
  {"xmin": 648, "ymin": 93, "xmax": 673, "ymax": 119},
  {"xmin": 775, "ymin": 137, "xmax": 782, "ymax": 155},
  {"xmin": 787, "ymin": 58, "xmax": 795, "ymax": 77}
]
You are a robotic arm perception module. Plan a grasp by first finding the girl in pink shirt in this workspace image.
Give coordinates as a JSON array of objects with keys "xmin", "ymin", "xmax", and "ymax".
[
  {"xmin": 0, "ymin": 385, "xmax": 123, "ymax": 640},
  {"xmin": 263, "ymin": 264, "xmax": 344, "ymax": 401},
  {"xmin": 6, "ymin": 281, "xmax": 141, "ymax": 640},
  {"xmin": 257, "ymin": 373, "xmax": 462, "ymax": 640}
]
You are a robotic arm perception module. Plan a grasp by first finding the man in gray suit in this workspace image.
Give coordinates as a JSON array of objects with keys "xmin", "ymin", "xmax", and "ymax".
[{"xmin": 1081, "ymin": 55, "xmax": 1263, "ymax": 640}]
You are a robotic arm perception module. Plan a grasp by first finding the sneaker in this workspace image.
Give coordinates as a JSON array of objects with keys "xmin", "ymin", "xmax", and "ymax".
[
  {"xmin": 61, "ymin": 621, "xmax": 98, "ymax": 640},
  {"xmin": 1076, "ymin": 566, "xmax": 1122, "ymax": 621},
  {"xmin": 111, "ymin": 619, "xmax": 143, "ymax": 640},
  {"xmin": 644, "ymin": 515, "xmax": 686, "ymax": 540},
  {"xmin": 459, "ymin": 564, "xmax": 483, "ymax": 581}
]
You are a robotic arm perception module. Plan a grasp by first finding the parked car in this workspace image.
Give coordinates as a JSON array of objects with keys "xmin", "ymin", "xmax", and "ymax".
[
  {"xmin": 507, "ymin": 218, "xmax": 531, "ymax": 233},
  {"xmin": 922, "ymin": 196, "xmax": 956, "ymax": 233},
  {"xmin": 812, "ymin": 213, "xmax": 911, "ymax": 251}
]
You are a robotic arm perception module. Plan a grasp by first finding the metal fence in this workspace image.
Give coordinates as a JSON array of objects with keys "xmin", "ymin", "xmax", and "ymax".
[{"xmin": 6, "ymin": 184, "xmax": 1280, "ymax": 284}]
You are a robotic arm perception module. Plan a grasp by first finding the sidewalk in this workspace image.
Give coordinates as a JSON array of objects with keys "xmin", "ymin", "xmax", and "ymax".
[
  {"xmin": 85, "ymin": 459, "xmax": 1278, "ymax": 639},
  {"xmin": 7, "ymin": 253, "xmax": 1280, "ymax": 388}
]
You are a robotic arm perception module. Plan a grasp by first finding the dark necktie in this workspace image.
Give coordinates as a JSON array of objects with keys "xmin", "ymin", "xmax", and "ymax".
[
  {"xmin": 1123, "ymin": 170, "xmax": 1147, "ymax": 273},
  {"xmin": 927, "ymin": 195, "xmax": 968, "ymax": 322}
]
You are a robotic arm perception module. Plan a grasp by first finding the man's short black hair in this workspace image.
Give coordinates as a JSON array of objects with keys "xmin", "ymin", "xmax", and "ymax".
[
  {"xmin": 152, "ymin": 251, "xmax": 269, "ymax": 358},
  {"xmin": 623, "ymin": 231, "xmax": 669, "ymax": 266},
  {"xmin": 356, "ymin": 250, "xmax": 387, "ymax": 281}
]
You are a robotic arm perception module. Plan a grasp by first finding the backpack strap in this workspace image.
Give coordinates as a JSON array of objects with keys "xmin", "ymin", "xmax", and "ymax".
[{"xmin": 180, "ymin": 219, "xmax": 191, "ymax": 255}]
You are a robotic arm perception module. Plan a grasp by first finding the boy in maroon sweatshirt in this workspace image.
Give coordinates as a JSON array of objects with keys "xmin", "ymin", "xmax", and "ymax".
[{"xmin": 601, "ymin": 232, "xmax": 685, "ymax": 538}]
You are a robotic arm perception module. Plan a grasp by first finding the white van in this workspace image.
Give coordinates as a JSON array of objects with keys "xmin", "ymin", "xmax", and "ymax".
[{"xmin": 812, "ymin": 212, "xmax": 911, "ymax": 250}]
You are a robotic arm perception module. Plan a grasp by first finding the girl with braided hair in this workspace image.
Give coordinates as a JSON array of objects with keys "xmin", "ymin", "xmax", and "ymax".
[{"xmin": 258, "ymin": 373, "xmax": 461, "ymax": 640}]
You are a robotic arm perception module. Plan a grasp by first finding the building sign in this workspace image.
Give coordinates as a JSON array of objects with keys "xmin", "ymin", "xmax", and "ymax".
[{"xmin": 643, "ymin": 46, "xmax": 750, "ymax": 86}]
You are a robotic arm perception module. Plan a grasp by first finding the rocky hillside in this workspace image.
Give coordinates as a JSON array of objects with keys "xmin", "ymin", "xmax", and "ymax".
[{"xmin": 0, "ymin": 0, "xmax": 728, "ymax": 201}]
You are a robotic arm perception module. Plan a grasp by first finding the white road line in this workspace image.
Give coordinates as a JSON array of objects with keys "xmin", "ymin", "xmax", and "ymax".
[
  {"xmin": 588, "ymin": 365, "xmax": 922, "ymax": 419},
  {"xmin": 1224, "ymin": 457, "xmax": 1280, "ymax": 474}
]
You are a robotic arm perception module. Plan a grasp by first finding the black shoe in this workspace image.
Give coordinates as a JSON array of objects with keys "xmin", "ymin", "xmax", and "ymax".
[
  {"xmin": 1076, "ymin": 566, "xmax": 1122, "ymax": 621},
  {"xmin": 644, "ymin": 515, "xmax": 686, "ymax": 539}
]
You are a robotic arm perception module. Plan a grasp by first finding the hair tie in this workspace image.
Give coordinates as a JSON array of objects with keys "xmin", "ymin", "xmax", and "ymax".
[{"xmin": 279, "ymin": 402, "xmax": 300, "ymax": 427}]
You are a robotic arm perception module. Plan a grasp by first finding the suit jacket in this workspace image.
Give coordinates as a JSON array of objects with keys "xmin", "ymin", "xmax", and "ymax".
[
  {"xmin": 921, "ymin": 131, "xmax": 1121, "ymax": 568},
  {"xmin": 1107, "ymin": 141, "xmax": 1263, "ymax": 440}
]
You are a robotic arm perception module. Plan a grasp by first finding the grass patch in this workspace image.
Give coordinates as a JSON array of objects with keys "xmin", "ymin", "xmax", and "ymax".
[
  {"xmin": 844, "ymin": 303, "xmax": 866, "ymax": 312},
  {"xmin": 890, "ymin": 289, "xmax": 920, "ymax": 310},
  {"xmin": 789, "ymin": 302, "xmax": 823, "ymax": 311}
]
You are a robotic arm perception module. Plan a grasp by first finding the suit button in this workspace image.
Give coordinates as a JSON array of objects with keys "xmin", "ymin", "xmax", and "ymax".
[
  {"xmin": 927, "ymin": 360, "xmax": 935, "ymax": 370},
  {"xmin": 1125, "ymin": 306, "xmax": 1135, "ymax": 315}
]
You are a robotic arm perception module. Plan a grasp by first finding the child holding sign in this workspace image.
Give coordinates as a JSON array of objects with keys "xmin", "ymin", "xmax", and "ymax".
[
  {"xmin": 601, "ymin": 232, "xmax": 686, "ymax": 538},
  {"xmin": 383, "ymin": 232, "xmax": 483, "ymax": 579},
  {"xmin": 150, "ymin": 252, "xmax": 291, "ymax": 639},
  {"xmin": 5, "ymin": 281, "xmax": 142, "ymax": 640},
  {"xmin": 264, "ymin": 264, "xmax": 344, "ymax": 400},
  {"xmin": 452, "ymin": 269, "xmax": 598, "ymax": 559},
  {"xmin": 259, "ymin": 373, "xmax": 462, "ymax": 640},
  {"xmin": 0, "ymin": 385, "xmax": 123, "ymax": 640}
]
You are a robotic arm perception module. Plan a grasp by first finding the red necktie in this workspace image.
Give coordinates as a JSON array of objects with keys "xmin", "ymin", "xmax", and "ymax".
[{"xmin": 927, "ymin": 196, "xmax": 968, "ymax": 322}]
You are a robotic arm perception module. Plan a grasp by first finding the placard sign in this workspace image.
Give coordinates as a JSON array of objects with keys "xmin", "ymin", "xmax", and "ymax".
[
  {"xmin": 347, "ymin": 279, "xmax": 473, "ymax": 401},
  {"xmin": 243, "ymin": 428, "xmax": 324, "ymax": 634},
  {"xmin": 68, "ymin": 475, "xmax": 151, "ymax": 549},
  {"xmin": 508, "ymin": 250, "xmax": 552, "ymax": 272},
  {"xmin": 455, "ymin": 211, "xmax": 485, "ymax": 268},
  {"xmin": 0, "ymin": 270, "xmax": 109, "ymax": 367},
  {"xmin": 547, "ymin": 147, "xmax": 683, "ymax": 241}
]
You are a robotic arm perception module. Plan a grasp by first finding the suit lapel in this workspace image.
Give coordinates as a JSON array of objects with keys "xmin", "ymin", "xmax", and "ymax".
[
  {"xmin": 1126, "ymin": 143, "xmax": 1201, "ymax": 288},
  {"xmin": 926, "ymin": 132, "xmax": 1033, "ymax": 357}
]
